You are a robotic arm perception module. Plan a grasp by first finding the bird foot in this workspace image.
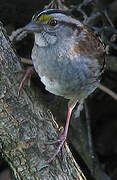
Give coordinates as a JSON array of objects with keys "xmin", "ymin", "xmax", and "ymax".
[
  {"xmin": 46, "ymin": 127, "xmax": 67, "ymax": 163},
  {"xmin": 16, "ymin": 66, "xmax": 34, "ymax": 95}
]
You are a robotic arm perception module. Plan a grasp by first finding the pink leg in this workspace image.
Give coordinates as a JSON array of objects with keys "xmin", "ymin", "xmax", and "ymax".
[
  {"xmin": 47, "ymin": 107, "xmax": 73, "ymax": 163},
  {"xmin": 17, "ymin": 66, "xmax": 34, "ymax": 95}
]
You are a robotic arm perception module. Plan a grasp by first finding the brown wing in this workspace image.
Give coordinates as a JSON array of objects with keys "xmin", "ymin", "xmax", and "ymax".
[{"xmin": 73, "ymin": 25, "xmax": 105, "ymax": 67}]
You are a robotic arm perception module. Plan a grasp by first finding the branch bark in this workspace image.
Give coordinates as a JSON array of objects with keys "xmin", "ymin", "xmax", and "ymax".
[{"xmin": 0, "ymin": 25, "xmax": 86, "ymax": 179}]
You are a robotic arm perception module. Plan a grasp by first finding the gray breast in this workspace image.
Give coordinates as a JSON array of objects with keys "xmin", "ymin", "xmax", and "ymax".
[{"xmin": 32, "ymin": 43, "xmax": 100, "ymax": 100}]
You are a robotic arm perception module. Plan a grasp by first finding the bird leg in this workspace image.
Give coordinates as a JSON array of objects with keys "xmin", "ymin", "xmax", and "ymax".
[
  {"xmin": 17, "ymin": 66, "xmax": 34, "ymax": 95},
  {"xmin": 47, "ymin": 106, "xmax": 73, "ymax": 163}
]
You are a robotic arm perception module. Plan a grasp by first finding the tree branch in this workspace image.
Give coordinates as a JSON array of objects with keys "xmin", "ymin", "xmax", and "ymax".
[{"xmin": 0, "ymin": 25, "xmax": 86, "ymax": 179}]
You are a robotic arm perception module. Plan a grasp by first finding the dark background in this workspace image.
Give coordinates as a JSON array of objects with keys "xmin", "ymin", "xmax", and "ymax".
[{"xmin": 0, "ymin": 0, "xmax": 117, "ymax": 179}]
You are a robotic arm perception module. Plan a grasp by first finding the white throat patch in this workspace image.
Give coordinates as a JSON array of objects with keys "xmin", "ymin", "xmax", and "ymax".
[{"xmin": 35, "ymin": 32, "xmax": 57, "ymax": 47}]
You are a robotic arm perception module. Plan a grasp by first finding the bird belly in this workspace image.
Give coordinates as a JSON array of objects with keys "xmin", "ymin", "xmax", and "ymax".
[
  {"xmin": 40, "ymin": 73, "xmax": 99, "ymax": 100},
  {"xmin": 32, "ymin": 45, "xmax": 101, "ymax": 100}
]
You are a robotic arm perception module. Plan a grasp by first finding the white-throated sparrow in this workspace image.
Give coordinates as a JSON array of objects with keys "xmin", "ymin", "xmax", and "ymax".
[{"xmin": 22, "ymin": 9, "xmax": 105, "ymax": 162}]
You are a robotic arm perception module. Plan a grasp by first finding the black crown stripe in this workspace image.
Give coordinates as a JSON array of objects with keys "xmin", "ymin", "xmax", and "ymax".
[{"xmin": 32, "ymin": 9, "xmax": 68, "ymax": 21}]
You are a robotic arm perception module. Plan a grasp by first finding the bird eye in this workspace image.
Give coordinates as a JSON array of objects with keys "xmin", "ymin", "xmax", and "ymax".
[{"xmin": 49, "ymin": 19, "xmax": 58, "ymax": 26}]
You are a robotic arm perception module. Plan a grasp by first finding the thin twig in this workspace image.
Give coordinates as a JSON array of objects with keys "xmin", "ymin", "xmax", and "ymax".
[
  {"xmin": 84, "ymin": 101, "xmax": 96, "ymax": 176},
  {"xmin": 102, "ymin": 9, "xmax": 114, "ymax": 28},
  {"xmin": 85, "ymin": 12, "xmax": 101, "ymax": 24},
  {"xmin": 45, "ymin": 0, "xmax": 67, "ymax": 10},
  {"xmin": 9, "ymin": 28, "xmax": 27, "ymax": 42},
  {"xmin": 20, "ymin": 58, "xmax": 33, "ymax": 65},
  {"xmin": 98, "ymin": 83, "xmax": 117, "ymax": 101}
]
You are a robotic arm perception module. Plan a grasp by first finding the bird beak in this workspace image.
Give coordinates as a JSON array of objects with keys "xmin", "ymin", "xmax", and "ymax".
[{"xmin": 23, "ymin": 21, "xmax": 43, "ymax": 33}]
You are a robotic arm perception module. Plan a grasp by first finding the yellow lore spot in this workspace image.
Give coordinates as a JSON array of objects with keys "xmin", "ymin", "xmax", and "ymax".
[{"xmin": 33, "ymin": 14, "xmax": 53, "ymax": 22}]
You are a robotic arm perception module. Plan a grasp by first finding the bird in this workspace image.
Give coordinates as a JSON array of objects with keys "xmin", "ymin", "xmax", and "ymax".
[{"xmin": 21, "ymin": 8, "xmax": 105, "ymax": 162}]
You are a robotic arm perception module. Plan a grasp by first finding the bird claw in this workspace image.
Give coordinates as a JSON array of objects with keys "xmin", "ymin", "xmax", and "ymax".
[{"xmin": 46, "ymin": 128, "xmax": 67, "ymax": 163}]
